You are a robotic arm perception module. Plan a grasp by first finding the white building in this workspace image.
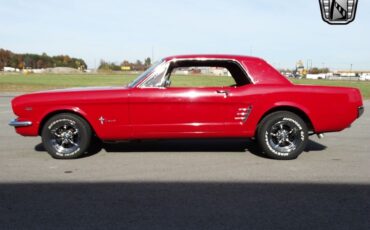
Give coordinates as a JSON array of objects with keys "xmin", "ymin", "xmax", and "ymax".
[{"xmin": 3, "ymin": 67, "xmax": 20, "ymax": 72}]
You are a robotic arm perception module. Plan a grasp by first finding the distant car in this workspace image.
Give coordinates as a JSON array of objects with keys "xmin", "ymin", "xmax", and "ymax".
[{"xmin": 9, "ymin": 55, "xmax": 364, "ymax": 160}]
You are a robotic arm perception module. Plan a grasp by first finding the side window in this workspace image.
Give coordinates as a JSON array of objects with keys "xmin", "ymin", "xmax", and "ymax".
[
  {"xmin": 169, "ymin": 67, "xmax": 236, "ymax": 87},
  {"xmin": 141, "ymin": 62, "xmax": 169, "ymax": 88}
]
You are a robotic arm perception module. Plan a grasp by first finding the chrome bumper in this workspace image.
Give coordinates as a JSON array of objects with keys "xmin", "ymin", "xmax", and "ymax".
[
  {"xmin": 358, "ymin": 106, "xmax": 364, "ymax": 118},
  {"xmin": 9, "ymin": 119, "xmax": 32, "ymax": 127}
]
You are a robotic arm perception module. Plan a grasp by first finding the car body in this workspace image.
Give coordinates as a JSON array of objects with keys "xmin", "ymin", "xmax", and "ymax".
[{"xmin": 9, "ymin": 54, "xmax": 364, "ymax": 159}]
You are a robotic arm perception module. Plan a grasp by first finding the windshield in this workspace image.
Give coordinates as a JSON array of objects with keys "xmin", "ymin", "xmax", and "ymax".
[{"xmin": 128, "ymin": 60, "xmax": 164, "ymax": 88}]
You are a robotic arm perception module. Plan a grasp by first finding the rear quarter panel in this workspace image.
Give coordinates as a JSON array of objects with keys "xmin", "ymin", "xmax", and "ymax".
[{"xmin": 240, "ymin": 84, "xmax": 362, "ymax": 136}]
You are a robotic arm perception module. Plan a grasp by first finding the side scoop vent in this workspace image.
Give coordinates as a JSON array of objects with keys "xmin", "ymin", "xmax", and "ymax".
[{"xmin": 235, "ymin": 105, "xmax": 253, "ymax": 123}]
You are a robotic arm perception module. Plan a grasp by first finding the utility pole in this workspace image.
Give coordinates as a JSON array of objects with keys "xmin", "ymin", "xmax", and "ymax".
[{"xmin": 306, "ymin": 59, "xmax": 312, "ymax": 72}]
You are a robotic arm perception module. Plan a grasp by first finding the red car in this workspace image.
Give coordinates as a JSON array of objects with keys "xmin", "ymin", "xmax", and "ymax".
[{"xmin": 9, "ymin": 55, "xmax": 364, "ymax": 160}]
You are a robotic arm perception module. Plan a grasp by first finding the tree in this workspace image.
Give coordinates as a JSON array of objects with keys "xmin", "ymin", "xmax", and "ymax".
[
  {"xmin": 98, "ymin": 60, "xmax": 120, "ymax": 71},
  {"xmin": 144, "ymin": 57, "xmax": 151, "ymax": 66},
  {"xmin": 0, "ymin": 49, "xmax": 12, "ymax": 70},
  {"xmin": 121, "ymin": 60, "xmax": 130, "ymax": 66},
  {"xmin": 308, "ymin": 67, "xmax": 330, "ymax": 74},
  {"xmin": 309, "ymin": 67, "xmax": 320, "ymax": 74},
  {"xmin": 135, "ymin": 60, "xmax": 143, "ymax": 66},
  {"xmin": 0, "ymin": 48, "xmax": 88, "ymax": 70}
]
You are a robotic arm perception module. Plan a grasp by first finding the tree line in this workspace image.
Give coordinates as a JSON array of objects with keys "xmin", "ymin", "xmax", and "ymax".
[
  {"xmin": 0, "ymin": 48, "xmax": 87, "ymax": 70},
  {"xmin": 98, "ymin": 57, "xmax": 151, "ymax": 71},
  {"xmin": 307, "ymin": 67, "xmax": 330, "ymax": 74}
]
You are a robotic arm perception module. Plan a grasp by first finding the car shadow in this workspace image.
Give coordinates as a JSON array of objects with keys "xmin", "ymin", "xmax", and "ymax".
[
  {"xmin": 1, "ymin": 182, "xmax": 369, "ymax": 230},
  {"xmin": 34, "ymin": 139, "xmax": 326, "ymax": 159}
]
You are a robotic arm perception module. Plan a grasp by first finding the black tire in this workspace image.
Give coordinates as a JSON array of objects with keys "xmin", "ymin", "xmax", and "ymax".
[
  {"xmin": 257, "ymin": 111, "xmax": 308, "ymax": 160},
  {"xmin": 41, "ymin": 113, "xmax": 92, "ymax": 159}
]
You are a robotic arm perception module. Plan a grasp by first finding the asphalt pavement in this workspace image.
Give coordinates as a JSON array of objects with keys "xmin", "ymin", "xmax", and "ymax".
[{"xmin": 0, "ymin": 94, "xmax": 369, "ymax": 230}]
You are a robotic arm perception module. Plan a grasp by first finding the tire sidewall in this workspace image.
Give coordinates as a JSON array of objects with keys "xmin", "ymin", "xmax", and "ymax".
[
  {"xmin": 41, "ymin": 114, "xmax": 91, "ymax": 159},
  {"xmin": 257, "ymin": 112, "xmax": 308, "ymax": 160}
]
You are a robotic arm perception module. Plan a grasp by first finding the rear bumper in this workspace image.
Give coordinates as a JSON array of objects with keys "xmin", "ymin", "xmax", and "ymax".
[
  {"xmin": 358, "ymin": 106, "xmax": 364, "ymax": 118},
  {"xmin": 9, "ymin": 119, "xmax": 33, "ymax": 127}
]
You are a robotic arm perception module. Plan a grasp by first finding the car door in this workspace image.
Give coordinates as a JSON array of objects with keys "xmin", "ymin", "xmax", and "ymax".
[
  {"xmin": 129, "ymin": 59, "xmax": 252, "ymax": 138},
  {"xmin": 221, "ymin": 85, "xmax": 254, "ymax": 136},
  {"xmin": 129, "ymin": 86, "xmax": 229, "ymax": 138}
]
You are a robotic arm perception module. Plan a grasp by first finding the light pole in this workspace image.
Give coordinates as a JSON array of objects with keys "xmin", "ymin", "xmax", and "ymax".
[{"xmin": 306, "ymin": 59, "xmax": 312, "ymax": 72}]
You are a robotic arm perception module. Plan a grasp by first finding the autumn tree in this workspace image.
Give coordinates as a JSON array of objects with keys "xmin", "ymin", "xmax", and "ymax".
[{"xmin": 0, "ymin": 48, "xmax": 87, "ymax": 70}]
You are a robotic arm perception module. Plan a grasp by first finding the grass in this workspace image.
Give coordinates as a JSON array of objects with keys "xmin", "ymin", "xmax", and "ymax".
[
  {"xmin": 0, "ymin": 73, "xmax": 369, "ymax": 99},
  {"xmin": 0, "ymin": 73, "xmax": 137, "ymax": 92}
]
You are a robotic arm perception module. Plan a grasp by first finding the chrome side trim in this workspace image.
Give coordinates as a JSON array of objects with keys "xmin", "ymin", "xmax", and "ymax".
[
  {"xmin": 235, "ymin": 105, "xmax": 253, "ymax": 123},
  {"xmin": 137, "ymin": 57, "xmax": 255, "ymax": 88},
  {"xmin": 169, "ymin": 58, "xmax": 255, "ymax": 84},
  {"xmin": 9, "ymin": 119, "xmax": 32, "ymax": 127}
]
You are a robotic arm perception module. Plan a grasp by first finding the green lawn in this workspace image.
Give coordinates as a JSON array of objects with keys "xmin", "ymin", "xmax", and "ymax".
[
  {"xmin": 0, "ymin": 73, "xmax": 137, "ymax": 92},
  {"xmin": 0, "ymin": 73, "xmax": 369, "ymax": 99}
]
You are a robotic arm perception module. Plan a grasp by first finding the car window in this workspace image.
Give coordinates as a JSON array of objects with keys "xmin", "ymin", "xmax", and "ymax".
[
  {"xmin": 169, "ymin": 67, "xmax": 236, "ymax": 87},
  {"xmin": 128, "ymin": 60, "xmax": 164, "ymax": 88},
  {"xmin": 140, "ymin": 62, "xmax": 169, "ymax": 88}
]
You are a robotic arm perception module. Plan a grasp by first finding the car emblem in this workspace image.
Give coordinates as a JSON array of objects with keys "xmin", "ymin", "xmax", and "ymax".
[
  {"xmin": 99, "ymin": 116, "xmax": 105, "ymax": 125},
  {"xmin": 319, "ymin": 0, "xmax": 359, "ymax": 25}
]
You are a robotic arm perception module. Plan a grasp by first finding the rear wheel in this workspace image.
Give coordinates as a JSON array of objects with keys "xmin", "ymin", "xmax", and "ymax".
[
  {"xmin": 257, "ymin": 111, "xmax": 308, "ymax": 160},
  {"xmin": 41, "ymin": 113, "xmax": 92, "ymax": 159}
]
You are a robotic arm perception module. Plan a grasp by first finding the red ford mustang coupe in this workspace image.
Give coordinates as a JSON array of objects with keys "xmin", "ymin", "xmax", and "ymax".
[{"xmin": 9, "ymin": 55, "xmax": 364, "ymax": 160}]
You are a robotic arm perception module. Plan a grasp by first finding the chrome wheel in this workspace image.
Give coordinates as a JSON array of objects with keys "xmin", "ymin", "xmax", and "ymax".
[
  {"xmin": 268, "ymin": 120, "xmax": 301, "ymax": 154},
  {"xmin": 50, "ymin": 121, "xmax": 81, "ymax": 156},
  {"xmin": 42, "ymin": 113, "xmax": 93, "ymax": 159},
  {"xmin": 257, "ymin": 111, "xmax": 308, "ymax": 160}
]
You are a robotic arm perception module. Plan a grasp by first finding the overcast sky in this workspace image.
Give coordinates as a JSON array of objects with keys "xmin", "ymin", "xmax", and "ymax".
[{"xmin": 0, "ymin": 0, "xmax": 369, "ymax": 70}]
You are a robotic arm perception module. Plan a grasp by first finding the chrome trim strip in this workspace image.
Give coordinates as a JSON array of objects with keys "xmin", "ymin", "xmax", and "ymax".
[
  {"xmin": 9, "ymin": 119, "xmax": 32, "ymax": 127},
  {"xmin": 242, "ymin": 106, "xmax": 253, "ymax": 122},
  {"xmin": 137, "ymin": 57, "xmax": 255, "ymax": 88},
  {"xmin": 235, "ymin": 105, "xmax": 253, "ymax": 123},
  {"xmin": 169, "ymin": 58, "xmax": 255, "ymax": 84}
]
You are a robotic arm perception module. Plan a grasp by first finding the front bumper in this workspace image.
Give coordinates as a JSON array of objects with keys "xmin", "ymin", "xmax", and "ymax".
[{"xmin": 9, "ymin": 119, "xmax": 33, "ymax": 127}]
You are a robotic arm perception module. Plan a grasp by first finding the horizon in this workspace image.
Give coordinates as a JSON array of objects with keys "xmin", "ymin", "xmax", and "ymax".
[{"xmin": 1, "ymin": 0, "xmax": 369, "ymax": 70}]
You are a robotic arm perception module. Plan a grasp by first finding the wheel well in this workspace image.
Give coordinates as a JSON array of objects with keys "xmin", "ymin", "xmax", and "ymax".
[
  {"xmin": 38, "ymin": 110, "xmax": 95, "ymax": 136},
  {"xmin": 257, "ymin": 106, "xmax": 314, "ymax": 132}
]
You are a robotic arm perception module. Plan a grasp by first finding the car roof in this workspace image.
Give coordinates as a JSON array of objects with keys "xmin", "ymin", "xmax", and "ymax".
[
  {"xmin": 163, "ymin": 54, "xmax": 292, "ymax": 85},
  {"xmin": 163, "ymin": 54, "xmax": 264, "ymax": 62}
]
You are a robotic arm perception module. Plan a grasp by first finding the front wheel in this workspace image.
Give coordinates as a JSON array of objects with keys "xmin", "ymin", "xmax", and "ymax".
[
  {"xmin": 41, "ymin": 113, "xmax": 92, "ymax": 159},
  {"xmin": 257, "ymin": 111, "xmax": 308, "ymax": 160}
]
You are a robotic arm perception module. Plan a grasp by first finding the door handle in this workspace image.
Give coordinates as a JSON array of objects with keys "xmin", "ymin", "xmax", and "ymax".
[{"xmin": 216, "ymin": 90, "xmax": 229, "ymax": 97}]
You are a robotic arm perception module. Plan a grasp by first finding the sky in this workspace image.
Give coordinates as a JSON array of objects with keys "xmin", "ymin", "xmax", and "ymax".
[{"xmin": 0, "ymin": 0, "xmax": 369, "ymax": 70}]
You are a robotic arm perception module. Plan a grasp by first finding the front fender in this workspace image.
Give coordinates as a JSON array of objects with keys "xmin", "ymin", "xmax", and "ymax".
[{"xmin": 37, "ymin": 106, "xmax": 93, "ymax": 135}]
